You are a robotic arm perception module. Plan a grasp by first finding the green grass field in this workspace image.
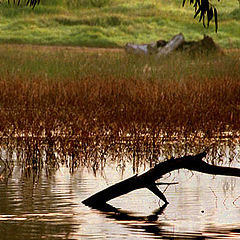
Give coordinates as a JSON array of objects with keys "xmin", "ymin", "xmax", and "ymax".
[{"xmin": 0, "ymin": 0, "xmax": 239, "ymax": 48}]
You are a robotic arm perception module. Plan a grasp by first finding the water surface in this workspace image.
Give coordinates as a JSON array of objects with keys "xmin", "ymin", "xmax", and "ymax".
[{"xmin": 1, "ymin": 163, "xmax": 240, "ymax": 239}]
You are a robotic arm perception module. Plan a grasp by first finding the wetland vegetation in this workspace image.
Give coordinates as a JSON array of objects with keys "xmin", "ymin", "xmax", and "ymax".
[{"xmin": 0, "ymin": 45, "xmax": 239, "ymax": 177}]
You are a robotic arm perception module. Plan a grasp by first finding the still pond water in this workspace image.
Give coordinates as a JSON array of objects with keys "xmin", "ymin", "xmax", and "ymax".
[{"xmin": 1, "ymin": 162, "xmax": 240, "ymax": 239}]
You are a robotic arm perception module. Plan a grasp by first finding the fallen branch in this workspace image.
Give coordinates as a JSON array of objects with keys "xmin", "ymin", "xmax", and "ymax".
[
  {"xmin": 82, "ymin": 151, "xmax": 240, "ymax": 208},
  {"xmin": 156, "ymin": 33, "xmax": 185, "ymax": 57},
  {"xmin": 124, "ymin": 34, "xmax": 222, "ymax": 56}
]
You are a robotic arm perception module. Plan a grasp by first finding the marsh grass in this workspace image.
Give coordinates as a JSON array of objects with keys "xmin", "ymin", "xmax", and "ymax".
[{"xmin": 0, "ymin": 46, "xmax": 239, "ymax": 175}]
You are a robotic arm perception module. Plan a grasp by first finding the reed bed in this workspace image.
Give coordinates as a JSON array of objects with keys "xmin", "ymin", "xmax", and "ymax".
[{"xmin": 0, "ymin": 46, "xmax": 239, "ymax": 175}]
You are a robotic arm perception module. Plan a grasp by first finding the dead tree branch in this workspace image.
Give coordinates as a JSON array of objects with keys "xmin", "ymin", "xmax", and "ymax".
[{"xmin": 82, "ymin": 151, "xmax": 240, "ymax": 208}]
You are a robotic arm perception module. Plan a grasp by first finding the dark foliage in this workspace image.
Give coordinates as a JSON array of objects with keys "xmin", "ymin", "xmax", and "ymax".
[
  {"xmin": 4, "ymin": 0, "xmax": 40, "ymax": 8},
  {"xmin": 183, "ymin": 0, "xmax": 219, "ymax": 32}
]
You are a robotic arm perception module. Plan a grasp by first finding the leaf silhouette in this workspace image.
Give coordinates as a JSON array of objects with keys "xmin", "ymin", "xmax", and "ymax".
[
  {"xmin": 194, "ymin": 7, "xmax": 201, "ymax": 19},
  {"xmin": 214, "ymin": 7, "xmax": 218, "ymax": 32},
  {"xmin": 207, "ymin": 7, "xmax": 214, "ymax": 27},
  {"xmin": 182, "ymin": 0, "xmax": 219, "ymax": 32}
]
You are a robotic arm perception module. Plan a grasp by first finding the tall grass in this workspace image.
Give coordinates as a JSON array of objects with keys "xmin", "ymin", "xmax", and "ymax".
[{"xmin": 0, "ymin": 46, "xmax": 239, "ymax": 175}]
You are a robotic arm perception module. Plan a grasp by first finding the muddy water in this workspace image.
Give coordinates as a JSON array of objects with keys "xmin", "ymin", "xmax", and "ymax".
[{"xmin": 1, "ymin": 163, "xmax": 240, "ymax": 239}]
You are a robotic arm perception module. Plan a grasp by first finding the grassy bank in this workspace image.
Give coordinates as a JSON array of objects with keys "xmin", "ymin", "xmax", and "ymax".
[
  {"xmin": 0, "ymin": 46, "xmax": 239, "ymax": 172},
  {"xmin": 0, "ymin": 0, "xmax": 239, "ymax": 48}
]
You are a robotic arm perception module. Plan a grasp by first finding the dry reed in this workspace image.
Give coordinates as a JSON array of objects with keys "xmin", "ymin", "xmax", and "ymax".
[{"xmin": 0, "ymin": 47, "xmax": 239, "ymax": 174}]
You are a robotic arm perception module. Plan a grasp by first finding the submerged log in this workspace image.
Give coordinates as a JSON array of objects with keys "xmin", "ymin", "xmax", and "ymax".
[{"xmin": 82, "ymin": 151, "xmax": 240, "ymax": 208}]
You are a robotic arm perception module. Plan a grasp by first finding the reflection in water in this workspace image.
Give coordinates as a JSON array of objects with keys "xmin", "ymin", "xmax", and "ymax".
[
  {"xmin": 0, "ymin": 167, "xmax": 78, "ymax": 240},
  {"xmin": 1, "ymin": 163, "xmax": 240, "ymax": 239},
  {"xmin": 88, "ymin": 202, "xmax": 208, "ymax": 239}
]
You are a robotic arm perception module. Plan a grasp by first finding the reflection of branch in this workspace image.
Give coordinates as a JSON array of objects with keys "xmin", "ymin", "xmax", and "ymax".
[
  {"xmin": 92, "ymin": 202, "xmax": 168, "ymax": 222},
  {"xmin": 92, "ymin": 203, "xmax": 207, "ymax": 239},
  {"xmin": 93, "ymin": 202, "xmax": 173, "ymax": 238}
]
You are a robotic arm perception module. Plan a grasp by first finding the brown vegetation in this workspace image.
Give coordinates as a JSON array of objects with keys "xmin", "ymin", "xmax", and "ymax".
[{"xmin": 0, "ymin": 47, "xmax": 239, "ymax": 174}]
